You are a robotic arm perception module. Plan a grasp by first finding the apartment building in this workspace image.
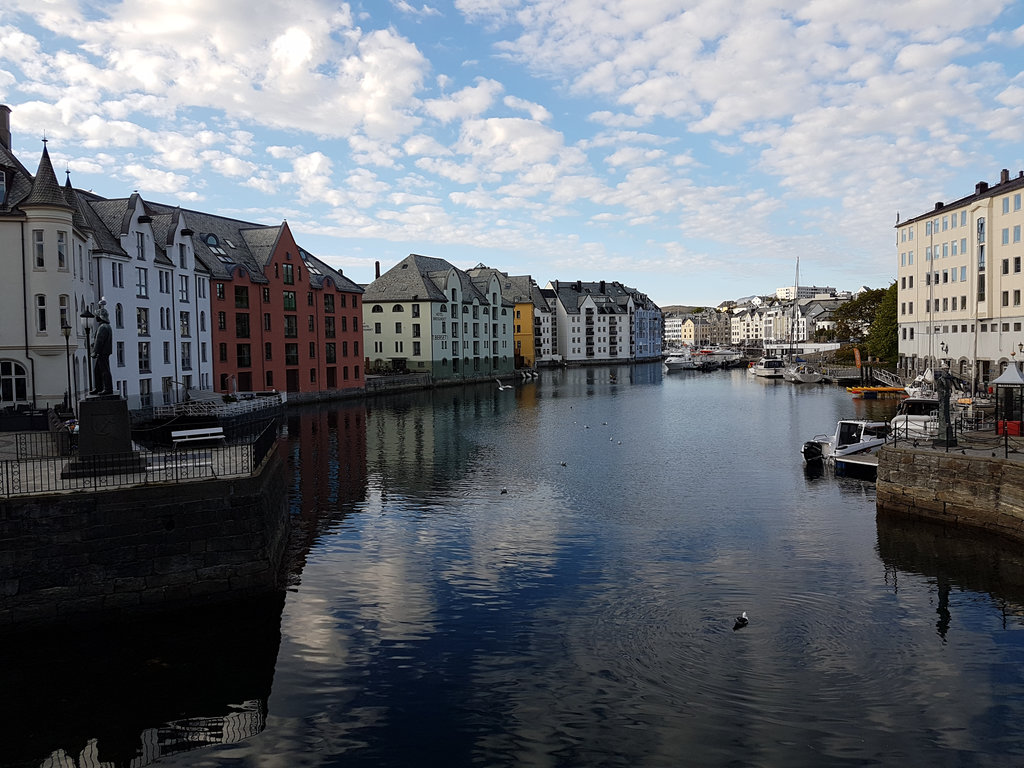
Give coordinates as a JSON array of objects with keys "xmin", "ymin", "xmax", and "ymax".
[{"xmin": 896, "ymin": 168, "xmax": 1024, "ymax": 389}]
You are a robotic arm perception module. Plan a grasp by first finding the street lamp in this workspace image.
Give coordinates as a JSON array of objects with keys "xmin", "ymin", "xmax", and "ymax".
[
  {"xmin": 61, "ymin": 322, "xmax": 72, "ymax": 414},
  {"xmin": 80, "ymin": 307, "xmax": 94, "ymax": 392}
]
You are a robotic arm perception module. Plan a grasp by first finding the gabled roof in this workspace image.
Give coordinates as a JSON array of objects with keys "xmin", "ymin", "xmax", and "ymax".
[{"xmin": 363, "ymin": 253, "xmax": 458, "ymax": 303}]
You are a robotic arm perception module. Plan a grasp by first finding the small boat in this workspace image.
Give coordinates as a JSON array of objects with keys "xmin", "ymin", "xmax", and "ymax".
[
  {"xmin": 783, "ymin": 362, "xmax": 823, "ymax": 384},
  {"xmin": 802, "ymin": 419, "xmax": 891, "ymax": 464},
  {"xmin": 664, "ymin": 350, "xmax": 698, "ymax": 371},
  {"xmin": 889, "ymin": 396, "xmax": 940, "ymax": 439},
  {"xmin": 749, "ymin": 357, "xmax": 786, "ymax": 378},
  {"xmin": 846, "ymin": 386, "xmax": 907, "ymax": 400}
]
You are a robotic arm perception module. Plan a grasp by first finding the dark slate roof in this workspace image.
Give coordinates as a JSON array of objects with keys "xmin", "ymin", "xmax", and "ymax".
[
  {"xmin": 19, "ymin": 144, "xmax": 72, "ymax": 210},
  {"xmin": 75, "ymin": 192, "xmax": 128, "ymax": 257},
  {"xmin": 0, "ymin": 140, "xmax": 34, "ymax": 214},
  {"xmin": 902, "ymin": 169, "xmax": 1024, "ymax": 226},
  {"xmin": 299, "ymin": 248, "xmax": 364, "ymax": 294},
  {"xmin": 63, "ymin": 175, "xmax": 90, "ymax": 233},
  {"xmin": 363, "ymin": 253, "xmax": 454, "ymax": 303}
]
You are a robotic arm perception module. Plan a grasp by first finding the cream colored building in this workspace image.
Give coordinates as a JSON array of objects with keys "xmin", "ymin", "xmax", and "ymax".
[{"xmin": 896, "ymin": 168, "xmax": 1024, "ymax": 390}]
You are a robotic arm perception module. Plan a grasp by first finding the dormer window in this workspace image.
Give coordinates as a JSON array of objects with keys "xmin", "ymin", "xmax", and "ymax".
[
  {"xmin": 0, "ymin": 169, "xmax": 6, "ymax": 206},
  {"xmin": 203, "ymin": 233, "xmax": 227, "ymax": 256}
]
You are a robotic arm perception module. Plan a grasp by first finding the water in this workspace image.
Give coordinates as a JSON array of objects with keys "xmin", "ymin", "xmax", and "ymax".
[{"xmin": 7, "ymin": 364, "xmax": 1024, "ymax": 767}]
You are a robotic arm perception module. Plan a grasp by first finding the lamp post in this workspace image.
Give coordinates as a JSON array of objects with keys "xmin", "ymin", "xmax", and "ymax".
[
  {"xmin": 80, "ymin": 307, "xmax": 94, "ymax": 392},
  {"xmin": 61, "ymin": 322, "xmax": 72, "ymax": 414}
]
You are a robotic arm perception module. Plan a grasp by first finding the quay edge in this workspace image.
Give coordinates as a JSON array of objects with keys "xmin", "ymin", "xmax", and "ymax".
[
  {"xmin": 0, "ymin": 448, "xmax": 289, "ymax": 635},
  {"xmin": 876, "ymin": 444, "xmax": 1024, "ymax": 543}
]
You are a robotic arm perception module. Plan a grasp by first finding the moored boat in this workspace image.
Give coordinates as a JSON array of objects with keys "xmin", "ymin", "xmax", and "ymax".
[
  {"xmin": 749, "ymin": 357, "xmax": 786, "ymax": 378},
  {"xmin": 783, "ymin": 362, "xmax": 823, "ymax": 384},
  {"xmin": 802, "ymin": 418, "xmax": 890, "ymax": 465}
]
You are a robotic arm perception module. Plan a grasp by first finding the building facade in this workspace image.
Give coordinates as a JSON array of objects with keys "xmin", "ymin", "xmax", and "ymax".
[{"xmin": 897, "ymin": 168, "xmax": 1024, "ymax": 390}]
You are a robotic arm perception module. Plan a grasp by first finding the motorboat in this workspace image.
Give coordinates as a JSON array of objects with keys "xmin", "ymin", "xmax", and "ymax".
[
  {"xmin": 696, "ymin": 348, "xmax": 743, "ymax": 368},
  {"xmin": 802, "ymin": 419, "xmax": 891, "ymax": 464},
  {"xmin": 783, "ymin": 362, "xmax": 823, "ymax": 384},
  {"xmin": 749, "ymin": 357, "xmax": 786, "ymax": 378},
  {"xmin": 664, "ymin": 350, "xmax": 698, "ymax": 371},
  {"xmin": 889, "ymin": 396, "xmax": 940, "ymax": 439}
]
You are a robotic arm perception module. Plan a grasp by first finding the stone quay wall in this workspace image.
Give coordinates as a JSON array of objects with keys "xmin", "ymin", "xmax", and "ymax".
[
  {"xmin": 876, "ymin": 445, "xmax": 1024, "ymax": 542},
  {"xmin": 0, "ymin": 451, "xmax": 288, "ymax": 633}
]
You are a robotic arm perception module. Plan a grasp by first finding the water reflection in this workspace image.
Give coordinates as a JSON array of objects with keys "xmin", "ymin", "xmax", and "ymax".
[
  {"xmin": 0, "ymin": 596, "xmax": 283, "ymax": 768},
  {"xmin": 16, "ymin": 367, "xmax": 1024, "ymax": 766}
]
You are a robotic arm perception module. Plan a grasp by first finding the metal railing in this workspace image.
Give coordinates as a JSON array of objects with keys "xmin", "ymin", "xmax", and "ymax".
[{"xmin": 0, "ymin": 422, "xmax": 278, "ymax": 498}]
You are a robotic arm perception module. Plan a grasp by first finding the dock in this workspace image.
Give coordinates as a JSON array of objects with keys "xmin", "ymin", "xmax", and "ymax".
[{"xmin": 834, "ymin": 452, "xmax": 878, "ymax": 480}]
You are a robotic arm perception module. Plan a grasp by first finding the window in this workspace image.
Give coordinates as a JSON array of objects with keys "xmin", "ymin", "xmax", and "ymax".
[
  {"xmin": 180, "ymin": 311, "xmax": 191, "ymax": 337},
  {"xmin": 216, "ymin": 283, "xmax": 225, "ymax": 300},
  {"xmin": 217, "ymin": 311, "xmax": 226, "ymax": 331},
  {"xmin": 0, "ymin": 360, "xmax": 28, "ymax": 403},
  {"xmin": 1002, "ymin": 290, "xmax": 1009, "ymax": 307},
  {"xmin": 136, "ymin": 231, "xmax": 145, "ymax": 260},
  {"xmin": 1004, "ymin": 197, "xmax": 1011, "ymax": 214},
  {"xmin": 326, "ymin": 343, "xmax": 336, "ymax": 363},
  {"xmin": 413, "ymin": 341, "xmax": 421, "ymax": 356},
  {"xmin": 137, "ymin": 307, "xmax": 149, "ymax": 336},
  {"xmin": 179, "ymin": 275, "xmax": 189, "ymax": 302},
  {"xmin": 324, "ymin": 317, "xmax": 335, "ymax": 338},
  {"xmin": 308, "ymin": 315, "xmax": 315, "ymax": 333},
  {"xmin": 163, "ymin": 341, "xmax": 171, "ymax": 365},
  {"xmin": 116, "ymin": 341, "xmax": 125, "ymax": 367},
  {"xmin": 285, "ymin": 343, "xmax": 299, "ymax": 366},
  {"xmin": 412, "ymin": 304, "xmax": 420, "ymax": 318},
  {"xmin": 32, "ymin": 230, "xmax": 44, "ymax": 268},
  {"xmin": 236, "ymin": 344, "xmax": 252, "ymax": 368},
  {"xmin": 283, "ymin": 263, "xmax": 294, "ymax": 284},
  {"xmin": 35, "ymin": 295, "xmax": 46, "ymax": 332},
  {"xmin": 235, "ymin": 313, "xmax": 250, "ymax": 338},
  {"xmin": 309, "ymin": 342, "xmax": 316, "ymax": 358},
  {"xmin": 307, "ymin": 292, "xmax": 313, "ymax": 307},
  {"xmin": 264, "ymin": 313, "xmax": 272, "ymax": 331},
  {"xmin": 179, "ymin": 243, "xmax": 187, "ymax": 268},
  {"xmin": 115, "ymin": 303, "xmax": 123, "ymax": 329},
  {"xmin": 1016, "ymin": 257, "xmax": 1022, "ymax": 273},
  {"xmin": 159, "ymin": 270, "xmax": 170, "ymax": 294},
  {"xmin": 265, "ymin": 342, "xmax": 273, "ymax": 361},
  {"xmin": 1003, "ymin": 228, "xmax": 1011, "ymax": 245},
  {"xmin": 1015, "ymin": 290, "xmax": 1021, "ymax": 307},
  {"xmin": 395, "ymin": 322, "xmax": 402, "ymax": 334},
  {"xmin": 219, "ymin": 342, "xmax": 227, "ymax": 362},
  {"xmin": 284, "ymin": 315, "xmax": 298, "ymax": 338},
  {"xmin": 57, "ymin": 231, "xmax": 67, "ymax": 269},
  {"xmin": 138, "ymin": 342, "xmax": 151, "ymax": 372},
  {"xmin": 59, "ymin": 295, "xmax": 69, "ymax": 328},
  {"xmin": 235, "ymin": 286, "xmax": 249, "ymax": 308},
  {"xmin": 324, "ymin": 294, "xmax": 335, "ymax": 313},
  {"xmin": 180, "ymin": 342, "xmax": 192, "ymax": 370},
  {"xmin": 200, "ymin": 311, "xmax": 206, "ymax": 332},
  {"xmin": 136, "ymin": 267, "xmax": 148, "ymax": 297},
  {"xmin": 412, "ymin": 323, "xmax": 421, "ymax": 337},
  {"xmin": 283, "ymin": 291, "xmax": 296, "ymax": 311}
]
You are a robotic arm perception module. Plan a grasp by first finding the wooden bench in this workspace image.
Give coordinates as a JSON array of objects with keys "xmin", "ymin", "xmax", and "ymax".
[{"xmin": 171, "ymin": 427, "xmax": 225, "ymax": 449}]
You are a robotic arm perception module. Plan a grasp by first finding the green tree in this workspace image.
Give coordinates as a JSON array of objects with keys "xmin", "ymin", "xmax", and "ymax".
[
  {"xmin": 832, "ymin": 288, "xmax": 887, "ymax": 340},
  {"xmin": 866, "ymin": 282, "xmax": 898, "ymax": 362}
]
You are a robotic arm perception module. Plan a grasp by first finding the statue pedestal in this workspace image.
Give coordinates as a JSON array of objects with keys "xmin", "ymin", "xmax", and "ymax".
[{"xmin": 61, "ymin": 396, "xmax": 144, "ymax": 478}]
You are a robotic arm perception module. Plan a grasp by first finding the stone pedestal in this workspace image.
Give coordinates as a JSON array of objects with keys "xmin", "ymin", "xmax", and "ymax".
[
  {"xmin": 61, "ymin": 395, "xmax": 144, "ymax": 478},
  {"xmin": 78, "ymin": 396, "xmax": 132, "ymax": 456}
]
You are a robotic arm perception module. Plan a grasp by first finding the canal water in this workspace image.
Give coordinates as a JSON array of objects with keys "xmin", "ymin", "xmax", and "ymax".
[{"xmin": 8, "ymin": 364, "xmax": 1024, "ymax": 767}]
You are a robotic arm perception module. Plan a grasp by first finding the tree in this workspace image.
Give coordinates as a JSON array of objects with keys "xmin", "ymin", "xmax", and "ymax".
[
  {"xmin": 832, "ymin": 288, "xmax": 887, "ymax": 340},
  {"xmin": 867, "ymin": 282, "xmax": 898, "ymax": 362}
]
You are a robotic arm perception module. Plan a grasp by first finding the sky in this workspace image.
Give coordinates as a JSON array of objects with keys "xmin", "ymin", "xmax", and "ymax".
[{"xmin": 2, "ymin": 0, "xmax": 1024, "ymax": 307}]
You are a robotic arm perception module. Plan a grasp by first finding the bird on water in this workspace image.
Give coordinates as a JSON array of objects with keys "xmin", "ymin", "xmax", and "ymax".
[
  {"xmin": 495, "ymin": 378, "xmax": 512, "ymax": 390},
  {"xmin": 733, "ymin": 612, "xmax": 749, "ymax": 631}
]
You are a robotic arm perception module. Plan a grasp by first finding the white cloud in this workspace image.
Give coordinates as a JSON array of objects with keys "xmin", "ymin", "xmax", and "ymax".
[{"xmin": 424, "ymin": 77, "xmax": 503, "ymax": 123}]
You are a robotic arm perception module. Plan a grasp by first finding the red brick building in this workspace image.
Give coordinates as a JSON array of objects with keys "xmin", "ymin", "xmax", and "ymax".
[{"xmin": 182, "ymin": 212, "xmax": 363, "ymax": 398}]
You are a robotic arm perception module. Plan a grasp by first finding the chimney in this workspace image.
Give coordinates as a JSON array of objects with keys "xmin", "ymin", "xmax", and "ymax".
[
  {"xmin": 1001, "ymin": 169, "xmax": 1010, "ymax": 184},
  {"xmin": 0, "ymin": 105, "xmax": 10, "ymax": 151},
  {"xmin": 934, "ymin": 202, "xmax": 944, "ymax": 210},
  {"xmin": 375, "ymin": 260, "xmax": 380, "ymax": 279},
  {"xmin": 976, "ymin": 181, "xmax": 989, "ymax": 194},
  {"xmin": 600, "ymin": 280, "xmax": 606, "ymax": 294},
  {"xmin": 575, "ymin": 280, "xmax": 581, "ymax": 292}
]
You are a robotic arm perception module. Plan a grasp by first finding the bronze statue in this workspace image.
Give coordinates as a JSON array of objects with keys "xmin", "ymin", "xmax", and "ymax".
[{"xmin": 90, "ymin": 305, "xmax": 113, "ymax": 395}]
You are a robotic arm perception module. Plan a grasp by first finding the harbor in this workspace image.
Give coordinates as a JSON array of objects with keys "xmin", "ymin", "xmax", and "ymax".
[{"xmin": 8, "ymin": 364, "xmax": 1024, "ymax": 767}]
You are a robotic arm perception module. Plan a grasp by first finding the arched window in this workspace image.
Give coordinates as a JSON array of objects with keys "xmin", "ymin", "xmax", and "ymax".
[
  {"xmin": 441, "ymin": 357, "xmax": 448, "ymax": 367},
  {"xmin": 440, "ymin": 304, "xmax": 447, "ymax": 314},
  {"xmin": 462, "ymin": 306, "xmax": 469, "ymax": 314},
  {"xmin": 392, "ymin": 304, "xmax": 404, "ymax": 312},
  {"xmin": 0, "ymin": 360, "xmax": 29, "ymax": 403},
  {"xmin": 115, "ymin": 303, "xmax": 124, "ymax": 329},
  {"xmin": 371, "ymin": 305, "xmax": 384, "ymax": 313},
  {"xmin": 200, "ymin": 311, "xmax": 207, "ymax": 332}
]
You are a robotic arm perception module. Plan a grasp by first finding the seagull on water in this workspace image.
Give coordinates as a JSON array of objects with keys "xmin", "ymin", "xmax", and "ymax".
[
  {"xmin": 733, "ymin": 612, "xmax": 749, "ymax": 631},
  {"xmin": 496, "ymin": 378, "xmax": 513, "ymax": 390}
]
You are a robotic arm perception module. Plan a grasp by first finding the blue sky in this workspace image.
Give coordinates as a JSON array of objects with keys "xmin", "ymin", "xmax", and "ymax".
[{"xmin": 2, "ymin": 0, "xmax": 1023, "ymax": 306}]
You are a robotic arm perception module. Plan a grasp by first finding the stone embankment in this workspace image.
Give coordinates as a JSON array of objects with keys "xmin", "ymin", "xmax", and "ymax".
[{"xmin": 876, "ymin": 444, "xmax": 1024, "ymax": 542}]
